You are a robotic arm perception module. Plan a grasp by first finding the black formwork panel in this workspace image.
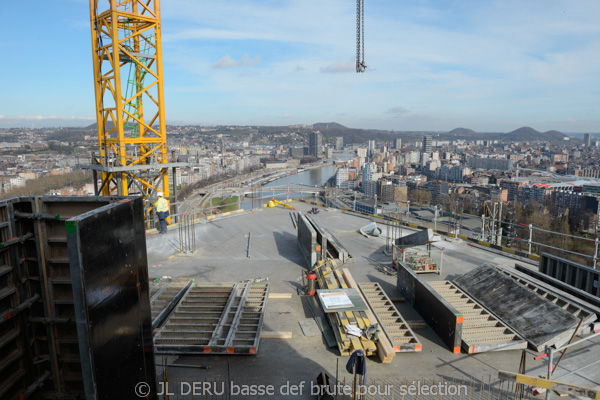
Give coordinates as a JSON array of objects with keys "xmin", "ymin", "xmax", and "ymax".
[
  {"xmin": 67, "ymin": 198, "xmax": 157, "ymax": 400},
  {"xmin": 396, "ymin": 261, "xmax": 463, "ymax": 353},
  {"xmin": 297, "ymin": 213, "xmax": 318, "ymax": 268},
  {"xmin": 0, "ymin": 195, "xmax": 120, "ymax": 400}
]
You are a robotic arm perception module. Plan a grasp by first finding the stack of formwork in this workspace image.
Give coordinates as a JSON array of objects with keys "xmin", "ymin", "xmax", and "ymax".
[
  {"xmin": 315, "ymin": 264, "xmax": 377, "ymax": 356},
  {"xmin": 297, "ymin": 212, "xmax": 352, "ymax": 270},
  {"xmin": 154, "ymin": 282, "xmax": 270, "ymax": 355}
]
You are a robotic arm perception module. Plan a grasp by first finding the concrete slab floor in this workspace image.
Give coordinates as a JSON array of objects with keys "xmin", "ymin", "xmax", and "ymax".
[{"xmin": 146, "ymin": 202, "xmax": 600, "ymax": 399}]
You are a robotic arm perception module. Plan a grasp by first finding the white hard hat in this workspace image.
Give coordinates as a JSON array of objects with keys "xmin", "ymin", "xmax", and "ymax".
[{"xmin": 157, "ymin": 192, "xmax": 163, "ymax": 197}]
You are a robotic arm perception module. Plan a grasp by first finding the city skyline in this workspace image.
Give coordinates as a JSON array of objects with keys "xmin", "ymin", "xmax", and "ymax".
[{"xmin": 1, "ymin": 0, "xmax": 599, "ymax": 132}]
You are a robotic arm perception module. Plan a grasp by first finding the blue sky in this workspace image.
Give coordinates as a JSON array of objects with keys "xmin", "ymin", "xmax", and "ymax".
[{"xmin": 1, "ymin": 0, "xmax": 599, "ymax": 132}]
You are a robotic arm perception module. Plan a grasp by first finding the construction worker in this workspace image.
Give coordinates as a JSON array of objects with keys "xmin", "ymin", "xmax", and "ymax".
[{"xmin": 154, "ymin": 192, "xmax": 169, "ymax": 234}]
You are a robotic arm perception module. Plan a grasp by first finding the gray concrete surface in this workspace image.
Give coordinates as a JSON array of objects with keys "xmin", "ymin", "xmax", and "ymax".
[{"xmin": 145, "ymin": 202, "xmax": 600, "ymax": 399}]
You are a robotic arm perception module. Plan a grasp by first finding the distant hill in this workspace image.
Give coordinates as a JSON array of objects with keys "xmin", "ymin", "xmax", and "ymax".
[
  {"xmin": 85, "ymin": 121, "xmax": 116, "ymax": 132},
  {"xmin": 313, "ymin": 122, "xmax": 347, "ymax": 130},
  {"xmin": 447, "ymin": 127, "xmax": 478, "ymax": 136},
  {"xmin": 543, "ymin": 130, "xmax": 567, "ymax": 139},
  {"xmin": 502, "ymin": 127, "xmax": 566, "ymax": 142}
]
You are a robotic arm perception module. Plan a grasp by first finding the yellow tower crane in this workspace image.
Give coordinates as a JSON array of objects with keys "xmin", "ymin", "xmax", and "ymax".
[{"xmin": 85, "ymin": 0, "xmax": 187, "ymax": 224}]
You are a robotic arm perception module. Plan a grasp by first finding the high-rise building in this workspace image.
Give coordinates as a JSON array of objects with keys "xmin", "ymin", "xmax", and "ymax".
[
  {"xmin": 367, "ymin": 140, "xmax": 375, "ymax": 158},
  {"xmin": 426, "ymin": 181, "xmax": 449, "ymax": 203},
  {"xmin": 500, "ymin": 180, "xmax": 524, "ymax": 202},
  {"xmin": 335, "ymin": 136, "xmax": 344, "ymax": 150},
  {"xmin": 335, "ymin": 167, "xmax": 349, "ymax": 188},
  {"xmin": 362, "ymin": 163, "xmax": 373, "ymax": 183},
  {"xmin": 584, "ymin": 133, "xmax": 592, "ymax": 147},
  {"xmin": 363, "ymin": 180, "xmax": 378, "ymax": 197},
  {"xmin": 423, "ymin": 135, "xmax": 432, "ymax": 153},
  {"xmin": 309, "ymin": 131, "xmax": 322, "ymax": 158},
  {"xmin": 394, "ymin": 138, "xmax": 402, "ymax": 150},
  {"xmin": 467, "ymin": 157, "xmax": 513, "ymax": 171}
]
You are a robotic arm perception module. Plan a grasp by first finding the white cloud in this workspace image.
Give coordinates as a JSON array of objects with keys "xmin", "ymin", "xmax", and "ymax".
[
  {"xmin": 320, "ymin": 61, "xmax": 355, "ymax": 74},
  {"xmin": 385, "ymin": 106, "xmax": 409, "ymax": 115},
  {"xmin": 213, "ymin": 54, "xmax": 261, "ymax": 69},
  {"xmin": 282, "ymin": 114, "xmax": 291, "ymax": 119}
]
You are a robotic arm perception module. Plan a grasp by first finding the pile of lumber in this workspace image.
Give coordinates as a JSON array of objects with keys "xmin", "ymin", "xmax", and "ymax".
[{"xmin": 314, "ymin": 264, "xmax": 381, "ymax": 359}]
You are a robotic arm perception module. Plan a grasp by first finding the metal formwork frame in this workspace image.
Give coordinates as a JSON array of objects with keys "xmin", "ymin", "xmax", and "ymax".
[
  {"xmin": 35, "ymin": 197, "xmax": 114, "ymax": 396},
  {"xmin": 0, "ymin": 198, "xmax": 33, "ymax": 399},
  {"xmin": 154, "ymin": 282, "xmax": 270, "ymax": 355}
]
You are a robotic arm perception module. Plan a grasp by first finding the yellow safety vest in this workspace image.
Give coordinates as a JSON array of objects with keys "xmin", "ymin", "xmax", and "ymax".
[{"xmin": 155, "ymin": 197, "xmax": 169, "ymax": 212}]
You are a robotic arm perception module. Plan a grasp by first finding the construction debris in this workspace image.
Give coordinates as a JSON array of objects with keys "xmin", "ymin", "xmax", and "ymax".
[
  {"xmin": 393, "ymin": 243, "xmax": 443, "ymax": 274},
  {"xmin": 359, "ymin": 221, "xmax": 382, "ymax": 237}
]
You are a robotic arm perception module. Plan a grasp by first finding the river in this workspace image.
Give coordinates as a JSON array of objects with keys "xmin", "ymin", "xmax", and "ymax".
[
  {"xmin": 240, "ymin": 151, "xmax": 355, "ymax": 210},
  {"xmin": 263, "ymin": 164, "xmax": 335, "ymax": 188}
]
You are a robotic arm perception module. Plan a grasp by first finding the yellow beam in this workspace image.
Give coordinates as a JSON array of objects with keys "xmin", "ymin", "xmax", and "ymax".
[{"xmin": 498, "ymin": 371, "xmax": 600, "ymax": 400}]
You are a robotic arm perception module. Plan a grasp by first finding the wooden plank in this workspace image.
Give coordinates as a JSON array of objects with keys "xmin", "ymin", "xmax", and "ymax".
[
  {"xmin": 268, "ymin": 293, "xmax": 292, "ymax": 299},
  {"xmin": 261, "ymin": 331, "xmax": 293, "ymax": 339},
  {"xmin": 341, "ymin": 268, "xmax": 395, "ymax": 363}
]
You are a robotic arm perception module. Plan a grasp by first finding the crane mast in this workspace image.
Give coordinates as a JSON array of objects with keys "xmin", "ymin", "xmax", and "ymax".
[{"xmin": 86, "ymin": 0, "xmax": 184, "ymax": 223}]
